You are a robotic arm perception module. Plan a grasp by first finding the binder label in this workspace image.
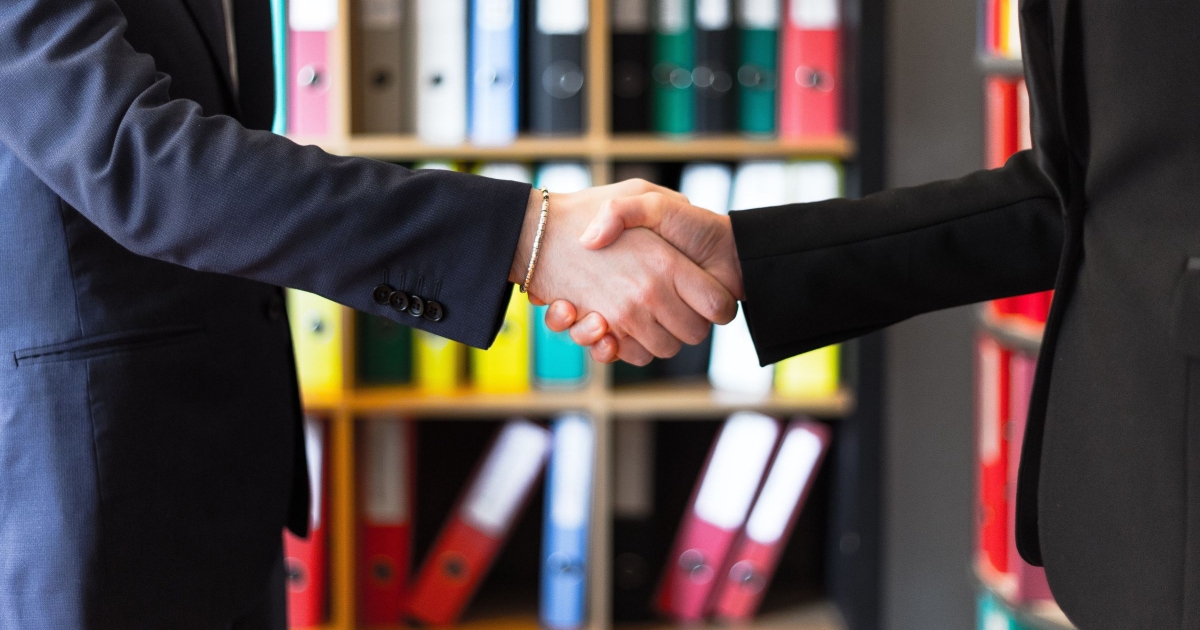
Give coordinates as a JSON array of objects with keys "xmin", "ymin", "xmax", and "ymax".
[
  {"xmin": 657, "ymin": 0, "xmax": 688, "ymax": 34},
  {"xmin": 361, "ymin": 0, "xmax": 403, "ymax": 29},
  {"xmin": 365, "ymin": 421, "xmax": 410, "ymax": 522},
  {"xmin": 740, "ymin": 0, "xmax": 780, "ymax": 29},
  {"xmin": 745, "ymin": 428, "xmax": 822, "ymax": 543},
  {"xmin": 693, "ymin": 414, "xmax": 779, "ymax": 530},
  {"xmin": 479, "ymin": 0, "xmax": 516, "ymax": 31},
  {"xmin": 462, "ymin": 422, "xmax": 550, "ymax": 535},
  {"xmin": 539, "ymin": 0, "xmax": 589, "ymax": 34},
  {"xmin": 612, "ymin": 0, "xmax": 650, "ymax": 32},
  {"xmin": 551, "ymin": 417, "xmax": 594, "ymax": 528},
  {"xmin": 304, "ymin": 419, "xmax": 325, "ymax": 528},
  {"xmin": 695, "ymin": 0, "xmax": 731, "ymax": 29},
  {"xmin": 789, "ymin": 0, "xmax": 839, "ymax": 29},
  {"xmin": 290, "ymin": 0, "xmax": 339, "ymax": 31}
]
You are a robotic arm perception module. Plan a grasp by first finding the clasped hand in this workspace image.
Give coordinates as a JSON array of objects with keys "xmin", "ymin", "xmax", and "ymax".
[{"xmin": 510, "ymin": 179, "xmax": 743, "ymax": 366}]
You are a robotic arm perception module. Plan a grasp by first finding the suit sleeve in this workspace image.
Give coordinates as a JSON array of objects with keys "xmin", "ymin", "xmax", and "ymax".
[
  {"xmin": 0, "ymin": 0, "xmax": 528, "ymax": 349},
  {"xmin": 730, "ymin": 150, "xmax": 1064, "ymax": 365}
]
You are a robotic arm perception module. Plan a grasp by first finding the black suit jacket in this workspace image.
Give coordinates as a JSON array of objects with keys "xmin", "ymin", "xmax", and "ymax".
[
  {"xmin": 733, "ymin": 0, "xmax": 1200, "ymax": 626},
  {"xmin": 0, "ymin": 0, "xmax": 527, "ymax": 627}
]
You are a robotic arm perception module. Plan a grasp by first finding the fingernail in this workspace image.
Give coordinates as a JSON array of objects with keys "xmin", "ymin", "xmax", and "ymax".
[{"xmin": 579, "ymin": 223, "xmax": 599, "ymax": 245}]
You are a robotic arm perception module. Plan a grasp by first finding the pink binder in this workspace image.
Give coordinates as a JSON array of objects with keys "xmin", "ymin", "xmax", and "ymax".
[{"xmin": 288, "ymin": 0, "xmax": 338, "ymax": 135}]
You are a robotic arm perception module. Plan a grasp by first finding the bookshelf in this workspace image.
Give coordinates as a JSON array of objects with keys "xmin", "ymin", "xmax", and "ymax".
[{"xmin": 285, "ymin": 0, "xmax": 883, "ymax": 628}]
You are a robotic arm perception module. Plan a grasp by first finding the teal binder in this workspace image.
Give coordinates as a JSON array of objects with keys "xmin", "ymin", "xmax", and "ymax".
[
  {"xmin": 738, "ymin": 27, "xmax": 778, "ymax": 134},
  {"xmin": 653, "ymin": 0, "xmax": 695, "ymax": 135},
  {"xmin": 534, "ymin": 304, "xmax": 587, "ymax": 389},
  {"xmin": 270, "ymin": 0, "xmax": 288, "ymax": 134}
]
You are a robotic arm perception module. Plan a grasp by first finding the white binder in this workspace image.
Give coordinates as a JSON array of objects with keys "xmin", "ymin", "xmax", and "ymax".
[{"xmin": 416, "ymin": 0, "xmax": 468, "ymax": 144}]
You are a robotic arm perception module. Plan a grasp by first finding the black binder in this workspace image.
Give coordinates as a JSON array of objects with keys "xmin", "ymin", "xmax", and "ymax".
[
  {"xmin": 693, "ymin": 0, "xmax": 737, "ymax": 133},
  {"xmin": 611, "ymin": 0, "xmax": 652, "ymax": 132},
  {"xmin": 530, "ymin": 0, "xmax": 588, "ymax": 135}
]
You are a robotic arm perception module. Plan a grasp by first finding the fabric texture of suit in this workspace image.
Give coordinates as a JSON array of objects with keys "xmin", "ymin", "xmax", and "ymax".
[
  {"xmin": 0, "ymin": 0, "xmax": 528, "ymax": 627},
  {"xmin": 733, "ymin": 0, "xmax": 1200, "ymax": 626}
]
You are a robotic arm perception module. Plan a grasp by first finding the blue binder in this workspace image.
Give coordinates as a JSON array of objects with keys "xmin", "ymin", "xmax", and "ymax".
[
  {"xmin": 534, "ymin": 305, "xmax": 587, "ymax": 389},
  {"xmin": 469, "ymin": 0, "xmax": 521, "ymax": 145},
  {"xmin": 270, "ymin": 0, "xmax": 288, "ymax": 134},
  {"xmin": 540, "ymin": 415, "xmax": 595, "ymax": 630}
]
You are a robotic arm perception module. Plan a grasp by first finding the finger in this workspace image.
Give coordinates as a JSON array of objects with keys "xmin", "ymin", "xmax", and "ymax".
[
  {"xmin": 588, "ymin": 334, "xmax": 620, "ymax": 363},
  {"xmin": 528, "ymin": 293, "xmax": 548, "ymax": 306},
  {"xmin": 544, "ymin": 300, "xmax": 578, "ymax": 333},
  {"xmin": 671, "ymin": 255, "xmax": 740, "ymax": 325},
  {"xmin": 620, "ymin": 305, "xmax": 683, "ymax": 359},
  {"xmin": 580, "ymin": 193, "xmax": 668, "ymax": 249},
  {"xmin": 652, "ymin": 278, "xmax": 714, "ymax": 347},
  {"xmin": 569, "ymin": 312, "xmax": 610, "ymax": 346},
  {"xmin": 616, "ymin": 336, "xmax": 655, "ymax": 366}
]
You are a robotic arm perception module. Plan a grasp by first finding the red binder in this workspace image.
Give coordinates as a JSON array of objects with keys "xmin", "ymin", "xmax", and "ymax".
[
  {"xmin": 406, "ymin": 420, "xmax": 552, "ymax": 626},
  {"xmin": 359, "ymin": 419, "xmax": 414, "ymax": 625},
  {"xmin": 710, "ymin": 420, "xmax": 831, "ymax": 622},
  {"xmin": 985, "ymin": 76, "xmax": 1018, "ymax": 169},
  {"xmin": 780, "ymin": 0, "xmax": 843, "ymax": 138},
  {"xmin": 977, "ymin": 337, "xmax": 1010, "ymax": 575},
  {"xmin": 1005, "ymin": 353, "xmax": 1053, "ymax": 601},
  {"xmin": 655, "ymin": 413, "xmax": 782, "ymax": 622},
  {"xmin": 284, "ymin": 418, "xmax": 329, "ymax": 627},
  {"xmin": 288, "ymin": 0, "xmax": 338, "ymax": 135}
]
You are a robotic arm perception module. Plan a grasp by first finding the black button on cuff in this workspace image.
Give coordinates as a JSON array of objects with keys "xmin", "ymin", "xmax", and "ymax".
[
  {"xmin": 388, "ymin": 290, "xmax": 410, "ymax": 314},
  {"xmin": 373, "ymin": 284, "xmax": 395, "ymax": 305},
  {"xmin": 424, "ymin": 301, "xmax": 444, "ymax": 322},
  {"xmin": 408, "ymin": 295, "xmax": 425, "ymax": 318}
]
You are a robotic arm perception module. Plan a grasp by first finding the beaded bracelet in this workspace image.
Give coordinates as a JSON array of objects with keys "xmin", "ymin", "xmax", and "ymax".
[{"xmin": 519, "ymin": 188, "xmax": 551, "ymax": 294}]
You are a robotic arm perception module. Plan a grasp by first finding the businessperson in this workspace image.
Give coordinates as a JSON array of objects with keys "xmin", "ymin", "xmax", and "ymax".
[
  {"xmin": 0, "ymin": 1, "xmax": 735, "ymax": 628},
  {"xmin": 550, "ymin": 0, "xmax": 1200, "ymax": 627}
]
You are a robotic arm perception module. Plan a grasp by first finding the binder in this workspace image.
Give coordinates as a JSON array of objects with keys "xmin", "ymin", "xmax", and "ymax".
[
  {"xmin": 709, "ymin": 162, "xmax": 788, "ymax": 396},
  {"xmin": 774, "ymin": 160, "xmax": 842, "ymax": 396},
  {"xmin": 359, "ymin": 419, "xmax": 414, "ymax": 624},
  {"xmin": 655, "ymin": 412, "xmax": 781, "ymax": 621},
  {"xmin": 414, "ymin": 330, "xmax": 463, "ymax": 394},
  {"xmin": 737, "ymin": 0, "xmax": 780, "ymax": 135},
  {"xmin": 416, "ymin": 0, "xmax": 468, "ymax": 144},
  {"xmin": 471, "ymin": 286, "xmax": 532, "ymax": 393},
  {"xmin": 693, "ymin": 0, "xmax": 737, "ymax": 133},
  {"xmin": 653, "ymin": 0, "xmax": 696, "ymax": 134},
  {"xmin": 780, "ymin": 0, "xmax": 842, "ymax": 138},
  {"xmin": 1003, "ymin": 0, "xmax": 1021, "ymax": 59},
  {"xmin": 407, "ymin": 420, "xmax": 553, "ymax": 626},
  {"xmin": 612, "ymin": 421, "xmax": 658, "ymax": 621},
  {"xmin": 284, "ymin": 418, "xmax": 329, "ymax": 627},
  {"xmin": 985, "ymin": 76, "xmax": 1018, "ymax": 169},
  {"xmin": 356, "ymin": 312, "xmax": 413, "ymax": 386},
  {"xmin": 288, "ymin": 0, "xmax": 339, "ymax": 135},
  {"xmin": 711, "ymin": 420, "xmax": 831, "ymax": 621},
  {"xmin": 977, "ymin": 336, "xmax": 1010, "ymax": 575},
  {"xmin": 357, "ymin": 0, "xmax": 414, "ymax": 133},
  {"xmin": 270, "ymin": 0, "xmax": 288, "ymax": 134},
  {"xmin": 469, "ymin": 0, "xmax": 521, "ymax": 146},
  {"xmin": 611, "ymin": 0, "xmax": 653, "ymax": 132},
  {"xmin": 530, "ymin": 0, "xmax": 589, "ymax": 135},
  {"xmin": 1004, "ymin": 353, "xmax": 1053, "ymax": 602},
  {"xmin": 533, "ymin": 163, "xmax": 592, "ymax": 389},
  {"xmin": 287, "ymin": 289, "xmax": 344, "ymax": 397},
  {"xmin": 977, "ymin": 591, "xmax": 1028, "ymax": 630},
  {"xmin": 476, "ymin": 162, "xmax": 534, "ymax": 185},
  {"xmin": 540, "ymin": 415, "xmax": 596, "ymax": 630}
]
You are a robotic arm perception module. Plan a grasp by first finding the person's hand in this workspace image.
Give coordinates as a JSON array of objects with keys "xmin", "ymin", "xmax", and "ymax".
[
  {"xmin": 508, "ymin": 180, "xmax": 738, "ymax": 364},
  {"xmin": 542, "ymin": 192, "xmax": 745, "ymax": 363}
]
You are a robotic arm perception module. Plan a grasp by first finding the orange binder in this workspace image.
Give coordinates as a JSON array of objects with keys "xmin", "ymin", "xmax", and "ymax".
[
  {"xmin": 407, "ymin": 420, "xmax": 552, "ymax": 626},
  {"xmin": 284, "ymin": 418, "xmax": 329, "ymax": 627},
  {"xmin": 359, "ymin": 418, "xmax": 414, "ymax": 625}
]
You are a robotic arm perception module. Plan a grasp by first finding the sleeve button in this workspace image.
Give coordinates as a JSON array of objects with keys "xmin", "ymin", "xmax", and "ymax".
[
  {"xmin": 373, "ymin": 284, "xmax": 395, "ymax": 305},
  {"xmin": 424, "ymin": 301, "xmax": 444, "ymax": 322},
  {"xmin": 408, "ymin": 295, "xmax": 425, "ymax": 318},
  {"xmin": 388, "ymin": 290, "xmax": 410, "ymax": 313}
]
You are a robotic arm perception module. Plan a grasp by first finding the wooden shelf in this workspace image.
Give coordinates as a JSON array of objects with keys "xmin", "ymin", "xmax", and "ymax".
[
  {"xmin": 351, "ymin": 386, "xmax": 596, "ymax": 417},
  {"xmin": 977, "ymin": 304, "xmax": 1044, "ymax": 354},
  {"xmin": 976, "ymin": 562, "xmax": 1075, "ymax": 630},
  {"xmin": 290, "ymin": 134, "xmax": 857, "ymax": 162},
  {"xmin": 614, "ymin": 601, "xmax": 844, "ymax": 630},
  {"xmin": 977, "ymin": 53, "xmax": 1025, "ymax": 77},
  {"xmin": 610, "ymin": 381, "xmax": 854, "ymax": 418}
]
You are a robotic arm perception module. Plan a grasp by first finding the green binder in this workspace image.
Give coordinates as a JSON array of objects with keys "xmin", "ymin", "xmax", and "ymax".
[
  {"xmin": 737, "ymin": 26, "xmax": 778, "ymax": 134},
  {"xmin": 270, "ymin": 0, "xmax": 287, "ymax": 134},
  {"xmin": 653, "ymin": 0, "xmax": 695, "ymax": 134},
  {"xmin": 356, "ymin": 312, "xmax": 413, "ymax": 386}
]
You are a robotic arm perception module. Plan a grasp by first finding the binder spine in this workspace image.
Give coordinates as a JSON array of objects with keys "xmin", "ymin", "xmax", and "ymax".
[
  {"xmin": 737, "ymin": 27, "xmax": 777, "ymax": 134},
  {"xmin": 539, "ymin": 417, "xmax": 595, "ymax": 630},
  {"xmin": 693, "ymin": 3, "xmax": 737, "ymax": 133},
  {"xmin": 416, "ymin": 0, "xmax": 468, "ymax": 144},
  {"xmin": 288, "ymin": 29, "xmax": 332, "ymax": 135},
  {"xmin": 469, "ymin": 0, "xmax": 521, "ymax": 146},
  {"xmin": 357, "ymin": 0, "xmax": 413, "ymax": 133},
  {"xmin": 534, "ymin": 305, "xmax": 588, "ymax": 389},
  {"xmin": 652, "ymin": 0, "xmax": 695, "ymax": 134},
  {"xmin": 612, "ymin": 31, "xmax": 652, "ymax": 132},
  {"xmin": 530, "ymin": 33, "xmax": 587, "ymax": 135},
  {"xmin": 270, "ymin": 0, "xmax": 288, "ymax": 134}
]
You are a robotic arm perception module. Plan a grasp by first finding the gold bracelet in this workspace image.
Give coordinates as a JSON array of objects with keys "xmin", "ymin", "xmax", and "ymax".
[{"xmin": 519, "ymin": 188, "xmax": 550, "ymax": 294}]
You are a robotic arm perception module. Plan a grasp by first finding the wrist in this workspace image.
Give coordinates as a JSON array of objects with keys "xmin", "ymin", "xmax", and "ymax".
[{"xmin": 509, "ymin": 187, "xmax": 544, "ymax": 284}]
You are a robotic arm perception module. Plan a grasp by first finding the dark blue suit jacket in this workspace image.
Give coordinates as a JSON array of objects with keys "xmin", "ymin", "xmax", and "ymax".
[{"xmin": 0, "ymin": 0, "xmax": 529, "ymax": 627}]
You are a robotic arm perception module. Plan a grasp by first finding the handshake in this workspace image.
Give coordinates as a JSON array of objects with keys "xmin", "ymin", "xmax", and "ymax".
[{"xmin": 508, "ymin": 179, "xmax": 745, "ymax": 366}]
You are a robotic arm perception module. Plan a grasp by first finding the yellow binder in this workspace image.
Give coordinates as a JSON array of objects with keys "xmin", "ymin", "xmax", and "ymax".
[
  {"xmin": 470, "ymin": 287, "xmax": 531, "ymax": 393},
  {"xmin": 414, "ymin": 330, "xmax": 463, "ymax": 394},
  {"xmin": 775, "ymin": 344, "xmax": 840, "ymax": 398},
  {"xmin": 286, "ymin": 289, "xmax": 344, "ymax": 398}
]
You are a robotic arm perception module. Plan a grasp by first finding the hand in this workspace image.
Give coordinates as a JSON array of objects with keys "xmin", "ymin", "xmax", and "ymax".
[
  {"xmin": 543, "ymin": 192, "xmax": 745, "ymax": 364},
  {"xmin": 508, "ymin": 180, "xmax": 738, "ymax": 364}
]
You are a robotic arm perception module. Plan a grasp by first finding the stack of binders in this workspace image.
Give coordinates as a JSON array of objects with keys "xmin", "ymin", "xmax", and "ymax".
[{"xmin": 979, "ymin": 0, "xmax": 1022, "ymax": 60}]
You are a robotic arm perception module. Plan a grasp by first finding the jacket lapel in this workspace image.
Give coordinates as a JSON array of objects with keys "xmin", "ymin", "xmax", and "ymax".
[{"xmin": 179, "ymin": 0, "xmax": 243, "ymax": 117}]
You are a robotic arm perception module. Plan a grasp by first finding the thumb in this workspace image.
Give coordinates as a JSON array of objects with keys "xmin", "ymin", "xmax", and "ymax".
[{"xmin": 579, "ymin": 195, "xmax": 666, "ymax": 249}]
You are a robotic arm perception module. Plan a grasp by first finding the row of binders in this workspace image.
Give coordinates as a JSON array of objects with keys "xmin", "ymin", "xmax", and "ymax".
[
  {"xmin": 283, "ymin": 413, "xmax": 830, "ymax": 627},
  {"xmin": 278, "ymin": 0, "xmax": 844, "ymax": 141},
  {"xmin": 978, "ymin": 0, "xmax": 1022, "ymax": 60},
  {"xmin": 983, "ymin": 76, "xmax": 1052, "ymax": 326},
  {"xmin": 289, "ymin": 159, "xmax": 844, "ymax": 398}
]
